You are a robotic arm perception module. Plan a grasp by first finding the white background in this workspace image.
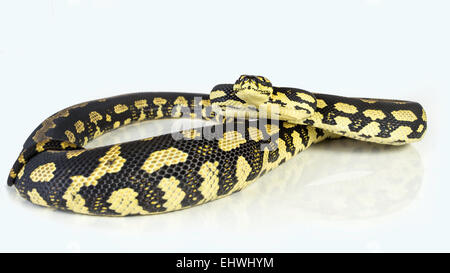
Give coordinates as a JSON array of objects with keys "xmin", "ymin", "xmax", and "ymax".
[{"xmin": 0, "ymin": 0, "xmax": 448, "ymax": 252}]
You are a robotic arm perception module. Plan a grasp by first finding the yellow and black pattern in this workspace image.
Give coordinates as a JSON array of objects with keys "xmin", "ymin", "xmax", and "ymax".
[
  {"xmin": 7, "ymin": 75, "xmax": 427, "ymax": 216},
  {"xmin": 211, "ymin": 76, "xmax": 426, "ymax": 145},
  {"xmin": 211, "ymin": 75, "xmax": 317, "ymax": 123}
]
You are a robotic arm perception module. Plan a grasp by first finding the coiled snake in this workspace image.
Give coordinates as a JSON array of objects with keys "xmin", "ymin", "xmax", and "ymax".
[{"xmin": 7, "ymin": 75, "xmax": 427, "ymax": 216}]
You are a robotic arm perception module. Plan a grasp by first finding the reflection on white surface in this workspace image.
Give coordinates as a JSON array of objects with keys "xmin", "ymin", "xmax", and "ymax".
[
  {"xmin": 276, "ymin": 139, "xmax": 422, "ymax": 220},
  {"xmin": 6, "ymin": 119, "xmax": 423, "ymax": 232}
]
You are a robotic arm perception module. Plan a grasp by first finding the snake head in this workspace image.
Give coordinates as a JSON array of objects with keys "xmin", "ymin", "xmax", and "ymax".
[{"xmin": 233, "ymin": 75, "xmax": 273, "ymax": 106}]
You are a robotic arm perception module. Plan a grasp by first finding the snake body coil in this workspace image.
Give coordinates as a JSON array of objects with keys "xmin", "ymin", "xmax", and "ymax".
[{"xmin": 8, "ymin": 76, "xmax": 427, "ymax": 216}]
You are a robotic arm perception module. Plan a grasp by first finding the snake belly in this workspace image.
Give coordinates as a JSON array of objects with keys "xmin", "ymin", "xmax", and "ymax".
[{"xmin": 8, "ymin": 78, "xmax": 427, "ymax": 216}]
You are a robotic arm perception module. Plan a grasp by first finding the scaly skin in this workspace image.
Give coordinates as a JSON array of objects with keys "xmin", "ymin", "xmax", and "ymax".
[{"xmin": 8, "ymin": 76, "xmax": 427, "ymax": 216}]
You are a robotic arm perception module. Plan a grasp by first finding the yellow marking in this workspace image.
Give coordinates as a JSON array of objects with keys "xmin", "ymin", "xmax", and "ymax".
[
  {"xmin": 257, "ymin": 76, "xmax": 266, "ymax": 81},
  {"xmin": 334, "ymin": 116, "xmax": 353, "ymax": 128},
  {"xmin": 138, "ymin": 110, "xmax": 147, "ymax": 121},
  {"xmin": 141, "ymin": 147, "xmax": 189, "ymax": 174},
  {"xmin": 18, "ymin": 165, "xmax": 25, "ymax": 179},
  {"xmin": 271, "ymin": 92, "xmax": 315, "ymax": 118},
  {"xmin": 27, "ymin": 189, "xmax": 48, "ymax": 207},
  {"xmin": 391, "ymin": 110, "xmax": 417, "ymax": 122},
  {"xmin": 361, "ymin": 99, "xmax": 377, "ymax": 104},
  {"xmin": 358, "ymin": 122, "xmax": 381, "ymax": 136},
  {"xmin": 309, "ymin": 112, "xmax": 323, "ymax": 125},
  {"xmin": 291, "ymin": 126, "xmax": 319, "ymax": 152},
  {"xmin": 174, "ymin": 96, "xmax": 189, "ymax": 106},
  {"xmin": 89, "ymin": 111, "xmax": 103, "ymax": 124},
  {"xmin": 114, "ymin": 104, "xmax": 129, "ymax": 114},
  {"xmin": 305, "ymin": 109, "xmax": 420, "ymax": 144},
  {"xmin": 182, "ymin": 129, "xmax": 201, "ymax": 139},
  {"xmin": 261, "ymin": 138, "xmax": 290, "ymax": 173},
  {"xmin": 63, "ymin": 145, "xmax": 126, "ymax": 214},
  {"xmin": 61, "ymin": 141, "xmax": 78, "ymax": 149},
  {"xmin": 291, "ymin": 130, "xmax": 305, "ymax": 153},
  {"xmin": 232, "ymin": 156, "xmax": 253, "ymax": 192},
  {"xmin": 422, "ymin": 109, "xmax": 427, "ymax": 122},
  {"xmin": 334, "ymin": 102, "xmax": 358, "ymax": 114},
  {"xmin": 265, "ymin": 124, "xmax": 280, "ymax": 136},
  {"xmin": 66, "ymin": 150, "xmax": 86, "ymax": 159},
  {"xmin": 124, "ymin": 118, "xmax": 131, "ymax": 125},
  {"xmin": 363, "ymin": 109, "xmax": 386, "ymax": 120},
  {"xmin": 65, "ymin": 130, "xmax": 76, "ymax": 143},
  {"xmin": 210, "ymin": 90, "xmax": 227, "ymax": 100},
  {"xmin": 153, "ymin": 97, "xmax": 167, "ymax": 119},
  {"xmin": 198, "ymin": 161, "xmax": 220, "ymax": 202},
  {"xmin": 75, "ymin": 120, "xmax": 85, "ymax": 133},
  {"xmin": 106, "ymin": 114, "xmax": 112, "ymax": 122},
  {"xmin": 18, "ymin": 153, "xmax": 26, "ymax": 164},
  {"xmin": 107, "ymin": 188, "xmax": 147, "ymax": 216},
  {"xmin": 218, "ymin": 131, "xmax": 246, "ymax": 151},
  {"xmin": 213, "ymin": 100, "xmax": 246, "ymax": 111},
  {"xmin": 9, "ymin": 169, "xmax": 17, "ymax": 179},
  {"xmin": 316, "ymin": 99, "xmax": 327, "ymax": 109},
  {"xmin": 135, "ymin": 100, "xmax": 148, "ymax": 121},
  {"xmin": 200, "ymin": 99, "xmax": 211, "ymax": 106},
  {"xmin": 113, "ymin": 121, "xmax": 121, "ymax": 129},
  {"xmin": 158, "ymin": 176, "xmax": 186, "ymax": 211},
  {"xmin": 93, "ymin": 126, "xmax": 104, "ymax": 139},
  {"xmin": 297, "ymin": 93, "xmax": 316, "ymax": 103},
  {"xmin": 196, "ymin": 145, "xmax": 213, "ymax": 156},
  {"xmin": 154, "ymin": 97, "xmax": 167, "ymax": 105},
  {"xmin": 283, "ymin": 122, "xmax": 296, "ymax": 128},
  {"xmin": 305, "ymin": 125, "xmax": 321, "ymax": 147},
  {"xmin": 390, "ymin": 126, "xmax": 413, "ymax": 141},
  {"xmin": 135, "ymin": 99, "xmax": 148, "ymax": 109},
  {"xmin": 30, "ymin": 162, "xmax": 56, "ymax": 182},
  {"xmin": 236, "ymin": 88, "xmax": 271, "ymax": 105},
  {"xmin": 417, "ymin": 124, "xmax": 424, "ymax": 133},
  {"xmin": 248, "ymin": 127, "xmax": 264, "ymax": 141},
  {"xmin": 36, "ymin": 139, "xmax": 50, "ymax": 152}
]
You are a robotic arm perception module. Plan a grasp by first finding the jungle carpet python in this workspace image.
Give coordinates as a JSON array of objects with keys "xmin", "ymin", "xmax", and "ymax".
[{"xmin": 7, "ymin": 75, "xmax": 427, "ymax": 216}]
